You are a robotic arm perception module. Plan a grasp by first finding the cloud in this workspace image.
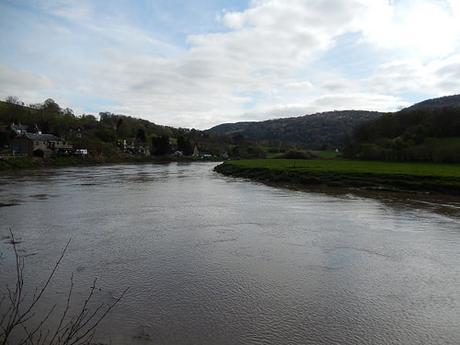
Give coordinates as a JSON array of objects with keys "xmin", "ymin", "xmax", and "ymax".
[
  {"xmin": 82, "ymin": 0, "xmax": 370, "ymax": 127},
  {"xmin": 363, "ymin": 54, "xmax": 460, "ymax": 97},
  {"xmin": 1, "ymin": 0, "xmax": 460, "ymax": 129},
  {"xmin": 0, "ymin": 64, "xmax": 54, "ymax": 103},
  {"xmin": 31, "ymin": 0, "xmax": 94, "ymax": 21},
  {"xmin": 355, "ymin": 0, "xmax": 460, "ymax": 58},
  {"xmin": 221, "ymin": 92, "xmax": 407, "ymax": 124},
  {"xmin": 310, "ymin": 93, "xmax": 407, "ymax": 112}
]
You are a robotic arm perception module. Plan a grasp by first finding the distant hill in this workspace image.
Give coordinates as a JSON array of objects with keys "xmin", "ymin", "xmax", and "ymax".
[
  {"xmin": 208, "ymin": 94, "xmax": 460, "ymax": 151},
  {"xmin": 207, "ymin": 110, "xmax": 384, "ymax": 150},
  {"xmin": 3, "ymin": 93, "xmax": 458, "ymax": 161},
  {"xmin": 344, "ymin": 96, "xmax": 460, "ymax": 163},
  {"xmin": 402, "ymin": 94, "xmax": 460, "ymax": 111}
]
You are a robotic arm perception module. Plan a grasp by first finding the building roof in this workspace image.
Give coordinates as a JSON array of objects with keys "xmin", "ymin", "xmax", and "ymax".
[
  {"xmin": 10, "ymin": 124, "xmax": 29, "ymax": 132},
  {"xmin": 24, "ymin": 133, "xmax": 60, "ymax": 141}
]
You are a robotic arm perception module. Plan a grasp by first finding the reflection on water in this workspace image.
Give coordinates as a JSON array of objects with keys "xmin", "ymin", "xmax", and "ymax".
[{"xmin": 0, "ymin": 163, "xmax": 459, "ymax": 345}]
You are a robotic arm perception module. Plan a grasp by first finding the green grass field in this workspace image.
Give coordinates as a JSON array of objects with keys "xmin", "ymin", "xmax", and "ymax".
[
  {"xmin": 264, "ymin": 150, "xmax": 339, "ymax": 159},
  {"xmin": 225, "ymin": 159, "xmax": 460, "ymax": 178},
  {"xmin": 215, "ymin": 159, "xmax": 460, "ymax": 195},
  {"xmin": 310, "ymin": 150, "xmax": 340, "ymax": 159}
]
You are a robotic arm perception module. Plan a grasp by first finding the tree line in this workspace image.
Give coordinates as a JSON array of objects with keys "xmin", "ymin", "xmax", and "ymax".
[
  {"xmin": 0, "ymin": 96, "xmax": 266, "ymax": 159},
  {"xmin": 344, "ymin": 107, "xmax": 460, "ymax": 163}
]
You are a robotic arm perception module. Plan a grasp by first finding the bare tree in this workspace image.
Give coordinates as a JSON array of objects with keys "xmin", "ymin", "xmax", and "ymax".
[
  {"xmin": 4, "ymin": 97, "xmax": 23, "ymax": 106},
  {"xmin": 1, "ymin": 229, "xmax": 128, "ymax": 345}
]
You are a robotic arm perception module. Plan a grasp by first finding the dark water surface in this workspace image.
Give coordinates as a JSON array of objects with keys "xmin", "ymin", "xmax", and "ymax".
[{"xmin": 1, "ymin": 163, "xmax": 459, "ymax": 344}]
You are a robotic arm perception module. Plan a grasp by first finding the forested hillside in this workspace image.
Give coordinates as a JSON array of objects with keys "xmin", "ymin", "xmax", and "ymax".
[
  {"xmin": 207, "ymin": 111, "xmax": 384, "ymax": 150},
  {"xmin": 344, "ymin": 106, "xmax": 460, "ymax": 163},
  {"xmin": 402, "ymin": 94, "xmax": 460, "ymax": 111},
  {"xmin": 3, "ymin": 94, "xmax": 459, "ymax": 162},
  {"xmin": 0, "ymin": 98, "xmax": 229, "ymax": 157}
]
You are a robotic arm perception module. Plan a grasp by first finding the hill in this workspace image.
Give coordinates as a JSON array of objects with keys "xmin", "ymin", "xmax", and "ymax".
[
  {"xmin": 3, "ymin": 93, "xmax": 459, "ymax": 163},
  {"xmin": 207, "ymin": 110, "xmax": 384, "ymax": 150},
  {"xmin": 344, "ymin": 101, "xmax": 460, "ymax": 163},
  {"xmin": 208, "ymin": 94, "xmax": 460, "ymax": 154},
  {"xmin": 402, "ymin": 94, "xmax": 460, "ymax": 111},
  {"xmin": 0, "ymin": 99, "xmax": 230, "ymax": 159}
]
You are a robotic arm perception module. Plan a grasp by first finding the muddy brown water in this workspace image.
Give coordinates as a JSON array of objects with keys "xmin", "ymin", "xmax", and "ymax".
[{"xmin": 1, "ymin": 162, "xmax": 459, "ymax": 344}]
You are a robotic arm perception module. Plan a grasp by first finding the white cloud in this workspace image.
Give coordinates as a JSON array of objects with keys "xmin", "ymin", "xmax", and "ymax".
[
  {"xmin": 0, "ymin": 64, "xmax": 54, "ymax": 103},
  {"xmin": 310, "ymin": 93, "xmax": 407, "ymax": 112},
  {"xmin": 355, "ymin": 0, "xmax": 460, "ymax": 58},
  {"xmin": 221, "ymin": 92, "xmax": 407, "ymax": 124},
  {"xmin": 1, "ymin": 0, "xmax": 460, "ymax": 129},
  {"xmin": 32, "ymin": 0, "xmax": 94, "ymax": 21},
  {"xmin": 363, "ymin": 54, "xmax": 460, "ymax": 97},
  {"xmin": 83, "ymin": 0, "xmax": 370, "ymax": 127}
]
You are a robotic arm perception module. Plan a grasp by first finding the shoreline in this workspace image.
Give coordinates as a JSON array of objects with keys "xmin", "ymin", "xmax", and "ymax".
[
  {"xmin": 214, "ymin": 160, "xmax": 460, "ymax": 196},
  {"xmin": 0, "ymin": 156, "xmax": 220, "ymax": 173}
]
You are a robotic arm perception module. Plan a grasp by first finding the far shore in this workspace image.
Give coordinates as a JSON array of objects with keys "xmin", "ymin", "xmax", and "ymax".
[
  {"xmin": 0, "ymin": 155, "xmax": 220, "ymax": 172},
  {"xmin": 214, "ymin": 159, "xmax": 460, "ymax": 196}
]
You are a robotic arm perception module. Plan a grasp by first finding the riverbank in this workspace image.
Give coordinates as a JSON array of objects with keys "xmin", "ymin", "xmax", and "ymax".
[
  {"xmin": 214, "ymin": 159, "xmax": 460, "ymax": 195},
  {"xmin": 0, "ymin": 155, "xmax": 215, "ymax": 172}
]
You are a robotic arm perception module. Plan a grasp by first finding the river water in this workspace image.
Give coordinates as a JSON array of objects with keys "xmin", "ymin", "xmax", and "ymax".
[{"xmin": 0, "ymin": 162, "xmax": 459, "ymax": 344}]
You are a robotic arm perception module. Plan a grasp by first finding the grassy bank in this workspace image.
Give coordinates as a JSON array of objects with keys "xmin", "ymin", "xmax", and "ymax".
[{"xmin": 214, "ymin": 159, "xmax": 460, "ymax": 195}]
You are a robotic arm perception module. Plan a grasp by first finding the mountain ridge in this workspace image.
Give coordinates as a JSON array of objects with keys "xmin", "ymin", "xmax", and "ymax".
[
  {"xmin": 207, "ymin": 94, "xmax": 460, "ymax": 149},
  {"xmin": 207, "ymin": 110, "xmax": 385, "ymax": 149},
  {"xmin": 403, "ymin": 94, "xmax": 460, "ymax": 111}
]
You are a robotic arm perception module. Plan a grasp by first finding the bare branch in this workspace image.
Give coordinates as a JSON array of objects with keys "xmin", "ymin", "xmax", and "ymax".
[
  {"xmin": 48, "ymin": 273, "xmax": 74, "ymax": 345},
  {"xmin": 19, "ymin": 238, "xmax": 71, "ymax": 320},
  {"xmin": 1, "ymin": 229, "xmax": 128, "ymax": 345}
]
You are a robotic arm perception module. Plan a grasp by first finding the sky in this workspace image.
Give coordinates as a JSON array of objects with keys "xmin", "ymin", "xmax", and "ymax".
[{"xmin": 1, "ymin": 0, "xmax": 460, "ymax": 129}]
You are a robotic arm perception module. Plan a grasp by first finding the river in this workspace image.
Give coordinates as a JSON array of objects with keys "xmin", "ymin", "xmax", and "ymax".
[{"xmin": 1, "ymin": 162, "xmax": 459, "ymax": 344}]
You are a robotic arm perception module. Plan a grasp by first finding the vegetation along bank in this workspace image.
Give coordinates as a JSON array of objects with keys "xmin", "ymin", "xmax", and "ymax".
[{"xmin": 214, "ymin": 159, "xmax": 460, "ymax": 195}]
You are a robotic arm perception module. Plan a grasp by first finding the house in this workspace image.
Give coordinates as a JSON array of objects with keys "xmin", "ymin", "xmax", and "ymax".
[
  {"xmin": 120, "ymin": 139, "xmax": 149, "ymax": 156},
  {"xmin": 10, "ymin": 124, "xmax": 28, "ymax": 135},
  {"xmin": 10, "ymin": 131, "xmax": 72, "ymax": 157},
  {"xmin": 137, "ymin": 145, "xmax": 150, "ymax": 156}
]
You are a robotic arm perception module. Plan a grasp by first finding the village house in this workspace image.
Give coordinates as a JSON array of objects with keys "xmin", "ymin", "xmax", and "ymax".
[
  {"xmin": 10, "ymin": 123, "xmax": 28, "ymax": 135},
  {"xmin": 120, "ymin": 139, "xmax": 150, "ymax": 156},
  {"xmin": 9, "ymin": 124, "xmax": 73, "ymax": 157}
]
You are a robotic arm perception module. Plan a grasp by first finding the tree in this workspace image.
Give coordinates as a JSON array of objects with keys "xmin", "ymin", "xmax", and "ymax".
[
  {"xmin": 116, "ymin": 118, "xmax": 124, "ymax": 134},
  {"xmin": 5, "ymin": 96, "xmax": 23, "ymax": 106},
  {"xmin": 136, "ymin": 128, "xmax": 146, "ymax": 143},
  {"xmin": 95, "ymin": 128, "xmax": 116, "ymax": 143},
  {"xmin": 62, "ymin": 108, "xmax": 74, "ymax": 117},
  {"xmin": 177, "ymin": 136, "xmax": 193, "ymax": 155},
  {"xmin": 99, "ymin": 112, "xmax": 114, "ymax": 123},
  {"xmin": 231, "ymin": 133, "xmax": 245, "ymax": 145},
  {"xmin": 152, "ymin": 135, "xmax": 171, "ymax": 155},
  {"xmin": 79, "ymin": 115, "xmax": 98, "ymax": 129},
  {"xmin": 43, "ymin": 98, "xmax": 61, "ymax": 114}
]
